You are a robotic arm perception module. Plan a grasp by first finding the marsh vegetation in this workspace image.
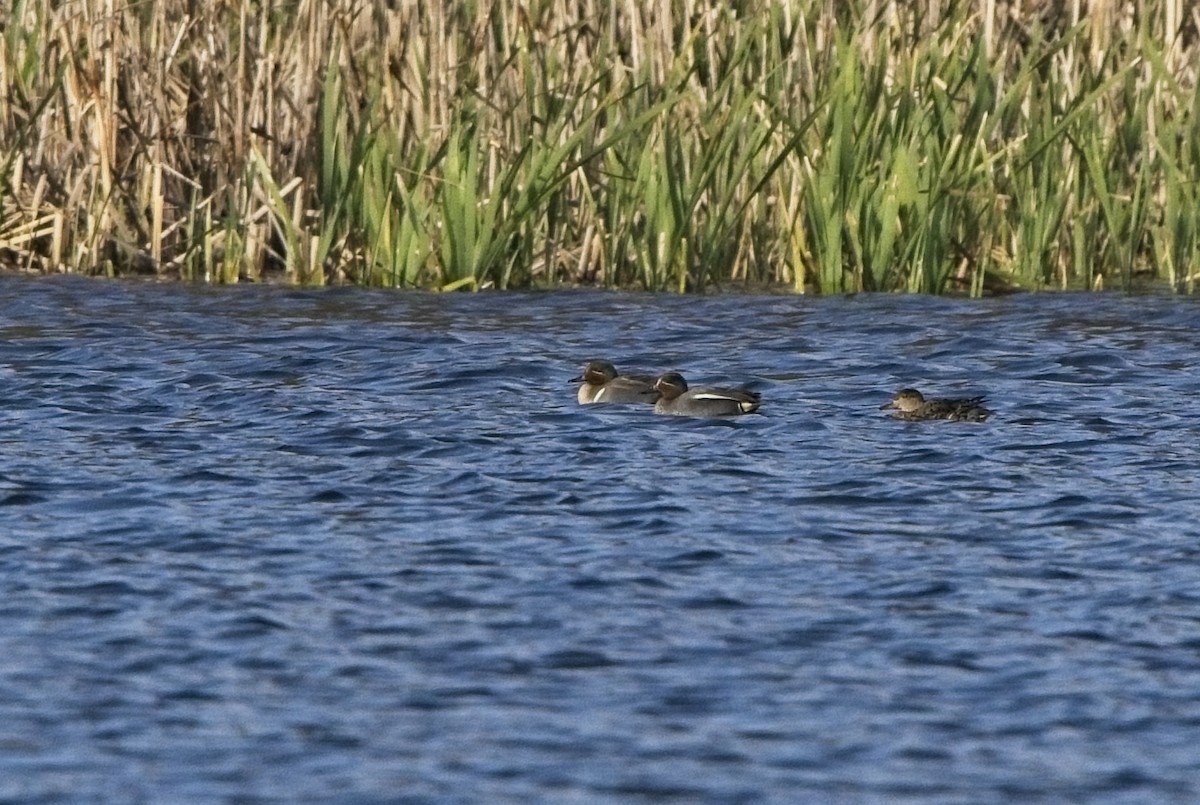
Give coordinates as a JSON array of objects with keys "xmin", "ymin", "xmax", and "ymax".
[{"xmin": 1, "ymin": 0, "xmax": 1196, "ymax": 293}]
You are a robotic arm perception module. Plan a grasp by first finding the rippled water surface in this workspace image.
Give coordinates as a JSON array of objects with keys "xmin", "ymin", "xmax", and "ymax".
[{"xmin": 3, "ymin": 275, "xmax": 1200, "ymax": 803}]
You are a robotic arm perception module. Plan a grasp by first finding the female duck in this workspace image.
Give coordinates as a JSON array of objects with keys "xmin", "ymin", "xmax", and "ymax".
[
  {"xmin": 653, "ymin": 372, "xmax": 761, "ymax": 417},
  {"xmin": 573, "ymin": 360, "xmax": 658, "ymax": 404},
  {"xmin": 881, "ymin": 388, "xmax": 991, "ymax": 422}
]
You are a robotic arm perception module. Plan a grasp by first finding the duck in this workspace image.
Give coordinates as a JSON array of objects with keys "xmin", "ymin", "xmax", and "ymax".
[
  {"xmin": 653, "ymin": 372, "xmax": 761, "ymax": 417},
  {"xmin": 880, "ymin": 388, "xmax": 991, "ymax": 422},
  {"xmin": 572, "ymin": 360, "xmax": 658, "ymax": 404}
]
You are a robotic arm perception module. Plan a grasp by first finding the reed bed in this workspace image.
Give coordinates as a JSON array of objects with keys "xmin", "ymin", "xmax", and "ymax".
[{"xmin": 0, "ymin": 0, "xmax": 1196, "ymax": 294}]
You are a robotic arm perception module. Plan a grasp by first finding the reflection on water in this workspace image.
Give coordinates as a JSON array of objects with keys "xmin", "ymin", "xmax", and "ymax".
[{"xmin": 3, "ymin": 275, "xmax": 1200, "ymax": 801}]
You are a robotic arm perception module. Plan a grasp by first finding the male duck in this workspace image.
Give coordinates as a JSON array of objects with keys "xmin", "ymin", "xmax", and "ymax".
[
  {"xmin": 572, "ymin": 360, "xmax": 658, "ymax": 404},
  {"xmin": 881, "ymin": 388, "xmax": 991, "ymax": 422},
  {"xmin": 653, "ymin": 372, "xmax": 761, "ymax": 417}
]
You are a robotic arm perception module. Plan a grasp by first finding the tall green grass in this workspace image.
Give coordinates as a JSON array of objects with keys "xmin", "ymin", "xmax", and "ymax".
[{"xmin": 0, "ymin": 0, "xmax": 1196, "ymax": 294}]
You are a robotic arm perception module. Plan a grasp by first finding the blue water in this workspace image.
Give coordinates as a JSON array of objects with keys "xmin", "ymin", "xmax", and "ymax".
[{"xmin": 3, "ymin": 275, "xmax": 1200, "ymax": 802}]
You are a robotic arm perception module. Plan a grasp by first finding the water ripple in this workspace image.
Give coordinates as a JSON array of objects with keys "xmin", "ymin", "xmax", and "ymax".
[{"xmin": 2, "ymin": 277, "xmax": 1200, "ymax": 801}]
